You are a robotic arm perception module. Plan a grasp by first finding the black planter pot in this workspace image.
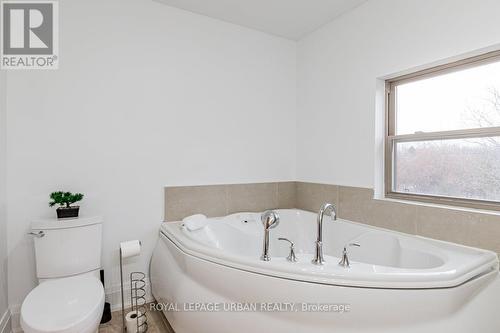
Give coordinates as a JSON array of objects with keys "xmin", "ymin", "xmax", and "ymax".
[{"xmin": 56, "ymin": 206, "xmax": 80, "ymax": 219}]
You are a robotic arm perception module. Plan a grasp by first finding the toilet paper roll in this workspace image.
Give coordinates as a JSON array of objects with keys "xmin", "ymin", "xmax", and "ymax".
[
  {"xmin": 120, "ymin": 240, "xmax": 141, "ymax": 259},
  {"xmin": 125, "ymin": 310, "xmax": 146, "ymax": 333}
]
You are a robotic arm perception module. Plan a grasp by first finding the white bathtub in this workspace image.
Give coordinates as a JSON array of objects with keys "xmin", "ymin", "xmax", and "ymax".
[{"xmin": 150, "ymin": 209, "xmax": 500, "ymax": 333}]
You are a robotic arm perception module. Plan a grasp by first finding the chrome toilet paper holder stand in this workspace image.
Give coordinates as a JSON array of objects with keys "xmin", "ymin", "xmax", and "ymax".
[
  {"xmin": 120, "ymin": 241, "xmax": 148, "ymax": 332},
  {"xmin": 129, "ymin": 272, "xmax": 148, "ymax": 332}
]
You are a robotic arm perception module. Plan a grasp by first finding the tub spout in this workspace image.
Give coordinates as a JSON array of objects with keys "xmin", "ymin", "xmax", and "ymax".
[
  {"xmin": 260, "ymin": 210, "xmax": 280, "ymax": 261},
  {"xmin": 312, "ymin": 203, "xmax": 337, "ymax": 265}
]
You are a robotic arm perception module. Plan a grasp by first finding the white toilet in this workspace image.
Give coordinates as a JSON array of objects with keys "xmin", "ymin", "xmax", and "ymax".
[{"xmin": 21, "ymin": 216, "xmax": 105, "ymax": 333}]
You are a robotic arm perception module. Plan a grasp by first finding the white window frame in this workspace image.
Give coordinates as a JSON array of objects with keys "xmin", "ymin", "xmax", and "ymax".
[{"xmin": 385, "ymin": 50, "xmax": 500, "ymax": 211}]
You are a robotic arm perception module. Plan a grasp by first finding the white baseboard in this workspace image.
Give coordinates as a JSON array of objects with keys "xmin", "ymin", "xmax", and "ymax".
[
  {"xmin": 0, "ymin": 309, "xmax": 11, "ymax": 333},
  {"xmin": 8, "ymin": 305, "xmax": 21, "ymax": 333}
]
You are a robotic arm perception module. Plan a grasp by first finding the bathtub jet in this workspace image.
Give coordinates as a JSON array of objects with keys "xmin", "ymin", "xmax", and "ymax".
[{"xmin": 151, "ymin": 209, "xmax": 500, "ymax": 333}]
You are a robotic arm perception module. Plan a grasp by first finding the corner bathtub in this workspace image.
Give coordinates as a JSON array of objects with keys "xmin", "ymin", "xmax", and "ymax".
[{"xmin": 150, "ymin": 209, "xmax": 500, "ymax": 333}]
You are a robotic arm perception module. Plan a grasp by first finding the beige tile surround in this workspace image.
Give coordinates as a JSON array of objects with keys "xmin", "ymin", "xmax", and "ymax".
[
  {"xmin": 165, "ymin": 182, "xmax": 500, "ymax": 255},
  {"xmin": 164, "ymin": 182, "xmax": 296, "ymax": 221}
]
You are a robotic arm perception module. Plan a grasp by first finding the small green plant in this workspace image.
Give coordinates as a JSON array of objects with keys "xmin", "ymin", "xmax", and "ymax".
[{"xmin": 49, "ymin": 191, "xmax": 84, "ymax": 208}]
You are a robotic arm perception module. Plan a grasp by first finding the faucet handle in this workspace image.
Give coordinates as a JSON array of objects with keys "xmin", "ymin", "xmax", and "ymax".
[
  {"xmin": 338, "ymin": 243, "xmax": 360, "ymax": 268},
  {"xmin": 278, "ymin": 237, "xmax": 298, "ymax": 263},
  {"xmin": 278, "ymin": 237, "xmax": 294, "ymax": 246}
]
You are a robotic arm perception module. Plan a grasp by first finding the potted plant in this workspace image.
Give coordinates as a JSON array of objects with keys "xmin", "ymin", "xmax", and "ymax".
[{"xmin": 49, "ymin": 191, "xmax": 84, "ymax": 219}]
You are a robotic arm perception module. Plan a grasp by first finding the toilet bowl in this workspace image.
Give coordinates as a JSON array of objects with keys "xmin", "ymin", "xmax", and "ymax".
[
  {"xmin": 21, "ymin": 275, "xmax": 105, "ymax": 333},
  {"xmin": 23, "ymin": 216, "xmax": 105, "ymax": 333}
]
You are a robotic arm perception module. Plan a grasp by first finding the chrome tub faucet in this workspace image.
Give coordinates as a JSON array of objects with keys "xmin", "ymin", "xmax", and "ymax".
[
  {"xmin": 260, "ymin": 210, "xmax": 280, "ymax": 261},
  {"xmin": 312, "ymin": 203, "xmax": 337, "ymax": 265}
]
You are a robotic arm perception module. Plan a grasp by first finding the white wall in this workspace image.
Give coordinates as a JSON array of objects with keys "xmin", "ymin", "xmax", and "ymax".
[
  {"xmin": 296, "ymin": 0, "xmax": 500, "ymax": 188},
  {"xmin": 6, "ymin": 0, "xmax": 296, "ymax": 309},
  {"xmin": 0, "ymin": 69, "xmax": 8, "ymax": 324}
]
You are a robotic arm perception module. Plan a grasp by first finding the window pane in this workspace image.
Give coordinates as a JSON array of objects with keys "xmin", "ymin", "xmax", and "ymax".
[
  {"xmin": 396, "ymin": 60, "xmax": 500, "ymax": 135},
  {"xmin": 394, "ymin": 137, "xmax": 500, "ymax": 202}
]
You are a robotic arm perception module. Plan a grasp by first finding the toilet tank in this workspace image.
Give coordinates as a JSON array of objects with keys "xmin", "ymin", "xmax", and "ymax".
[{"xmin": 31, "ymin": 216, "xmax": 103, "ymax": 279}]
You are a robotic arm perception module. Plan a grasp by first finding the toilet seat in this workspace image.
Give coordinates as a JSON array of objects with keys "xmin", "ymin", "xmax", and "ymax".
[{"xmin": 21, "ymin": 275, "xmax": 105, "ymax": 333}]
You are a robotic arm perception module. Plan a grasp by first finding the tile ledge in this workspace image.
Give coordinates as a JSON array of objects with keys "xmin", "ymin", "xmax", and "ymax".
[
  {"xmin": 164, "ymin": 180, "xmax": 295, "ymax": 187},
  {"xmin": 373, "ymin": 196, "xmax": 500, "ymax": 217}
]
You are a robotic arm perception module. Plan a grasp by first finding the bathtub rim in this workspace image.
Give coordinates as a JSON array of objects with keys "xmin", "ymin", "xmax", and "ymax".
[
  {"xmin": 161, "ymin": 230, "xmax": 499, "ymax": 292},
  {"xmin": 160, "ymin": 209, "xmax": 499, "ymax": 289}
]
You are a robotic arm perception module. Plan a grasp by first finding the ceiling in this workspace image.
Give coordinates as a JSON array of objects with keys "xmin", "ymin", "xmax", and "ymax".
[{"xmin": 155, "ymin": 0, "xmax": 368, "ymax": 40}]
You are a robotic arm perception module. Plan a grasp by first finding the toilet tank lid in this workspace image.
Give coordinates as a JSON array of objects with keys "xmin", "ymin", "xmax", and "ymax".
[{"xmin": 32, "ymin": 216, "xmax": 103, "ymax": 230}]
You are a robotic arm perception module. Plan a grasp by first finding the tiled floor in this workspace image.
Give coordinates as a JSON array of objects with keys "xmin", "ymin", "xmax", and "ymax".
[{"xmin": 99, "ymin": 306, "xmax": 174, "ymax": 333}]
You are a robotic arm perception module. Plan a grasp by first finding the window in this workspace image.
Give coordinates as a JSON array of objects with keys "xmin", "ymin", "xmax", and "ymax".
[{"xmin": 386, "ymin": 51, "xmax": 500, "ymax": 210}]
